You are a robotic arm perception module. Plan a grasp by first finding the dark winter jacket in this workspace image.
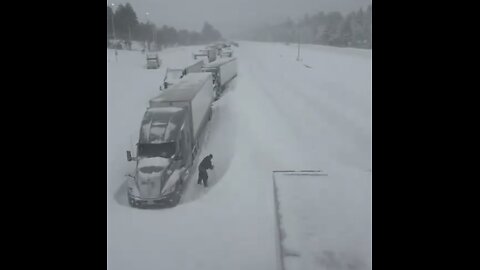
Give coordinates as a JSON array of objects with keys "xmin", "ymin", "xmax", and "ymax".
[{"xmin": 199, "ymin": 156, "xmax": 213, "ymax": 172}]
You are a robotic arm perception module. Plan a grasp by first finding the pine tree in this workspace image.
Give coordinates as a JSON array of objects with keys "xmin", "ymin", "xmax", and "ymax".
[
  {"xmin": 107, "ymin": 6, "xmax": 113, "ymax": 39},
  {"xmin": 177, "ymin": 30, "xmax": 190, "ymax": 45},
  {"xmin": 365, "ymin": 4, "xmax": 372, "ymax": 48},
  {"xmin": 353, "ymin": 9, "xmax": 365, "ymax": 46},
  {"xmin": 339, "ymin": 14, "xmax": 354, "ymax": 46},
  {"xmin": 113, "ymin": 3, "xmax": 139, "ymax": 40},
  {"xmin": 201, "ymin": 22, "xmax": 222, "ymax": 43},
  {"xmin": 322, "ymin": 12, "xmax": 343, "ymax": 45},
  {"xmin": 311, "ymin": 11, "xmax": 327, "ymax": 43}
]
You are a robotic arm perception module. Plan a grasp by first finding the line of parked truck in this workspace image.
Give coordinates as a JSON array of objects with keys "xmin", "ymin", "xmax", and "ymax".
[{"xmin": 125, "ymin": 41, "xmax": 238, "ymax": 208}]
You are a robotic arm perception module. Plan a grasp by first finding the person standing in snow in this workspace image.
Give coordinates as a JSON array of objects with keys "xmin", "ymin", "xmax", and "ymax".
[{"xmin": 198, "ymin": 154, "xmax": 214, "ymax": 187}]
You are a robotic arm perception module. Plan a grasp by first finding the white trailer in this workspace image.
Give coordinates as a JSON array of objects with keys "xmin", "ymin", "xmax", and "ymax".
[
  {"xmin": 126, "ymin": 73, "xmax": 214, "ymax": 208},
  {"xmin": 149, "ymin": 72, "xmax": 214, "ymax": 148},
  {"xmin": 162, "ymin": 60, "xmax": 205, "ymax": 90},
  {"xmin": 163, "ymin": 68, "xmax": 185, "ymax": 89},
  {"xmin": 202, "ymin": 57, "xmax": 237, "ymax": 98},
  {"xmin": 220, "ymin": 49, "xmax": 233, "ymax": 58},
  {"xmin": 185, "ymin": 59, "xmax": 204, "ymax": 74},
  {"xmin": 193, "ymin": 48, "xmax": 216, "ymax": 63}
]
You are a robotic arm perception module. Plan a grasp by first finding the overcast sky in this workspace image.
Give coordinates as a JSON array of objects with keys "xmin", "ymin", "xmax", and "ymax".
[{"xmin": 109, "ymin": 0, "xmax": 372, "ymax": 37}]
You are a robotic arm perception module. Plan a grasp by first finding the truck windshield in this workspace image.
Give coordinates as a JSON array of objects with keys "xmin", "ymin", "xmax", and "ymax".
[{"xmin": 137, "ymin": 143, "xmax": 176, "ymax": 159}]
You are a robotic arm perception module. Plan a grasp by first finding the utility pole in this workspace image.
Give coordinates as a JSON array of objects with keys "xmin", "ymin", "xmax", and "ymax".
[
  {"xmin": 296, "ymin": 29, "xmax": 301, "ymax": 61},
  {"xmin": 146, "ymin": 12, "xmax": 155, "ymax": 51},
  {"xmin": 111, "ymin": 3, "xmax": 116, "ymax": 41},
  {"xmin": 111, "ymin": 3, "xmax": 118, "ymax": 62},
  {"xmin": 128, "ymin": 26, "xmax": 132, "ymax": 50},
  {"xmin": 152, "ymin": 28, "xmax": 156, "ymax": 51}
]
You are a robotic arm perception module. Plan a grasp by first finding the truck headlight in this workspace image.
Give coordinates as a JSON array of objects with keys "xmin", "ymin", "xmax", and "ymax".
[
  {"xmin": 128, "ymin": 179, "xmax": 140, "ymax": 196},
  {"xmin": 163, "ymin": 183, "xmax": 176, "ymax": 195}
]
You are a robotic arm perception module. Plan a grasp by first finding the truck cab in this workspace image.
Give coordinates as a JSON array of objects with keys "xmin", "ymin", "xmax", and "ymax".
[
  {"xmin": 127, "ymin": 107, "xmax": 190, "ymax": 207},
  {"xmin": 194, "ymin": 48, "xmax": 216, "ymax": 63},
  {"xmin": 163, "ymin": 68, "xmax": 186, "ymax": 89},
  {"xmin": 146, "ymin": 53, "xmax": 161, "ymax": 69},
  {"xmin": 220, "ymin": 49, "xmax": 233, "ymax": 58}
]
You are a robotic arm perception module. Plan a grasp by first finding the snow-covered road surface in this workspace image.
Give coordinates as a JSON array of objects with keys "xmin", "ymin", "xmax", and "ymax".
[{"xmin": 107, "ymin": 41, "xmax": 371, "ymax": 270}]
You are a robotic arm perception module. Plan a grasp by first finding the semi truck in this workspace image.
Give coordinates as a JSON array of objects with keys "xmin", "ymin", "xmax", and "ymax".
[
  {"xmin": 193, "ymin": 48, "xmax": 216, "ymax": 63},
  {"xmin": 201, "ymin": 57, "xmax": 237, "ymax": 98},
  {"xmin": 146, "ymin": 53, "xmax": 161, "ymax": 69},
  {"xmin": 162, "ymin": 60, "xmax": 204, "ymax": 90},
  {"xmin": 126, "ymin": 72, "xmax": 215, "ymax": 208},
  {"xmin": 220, "ymin": 49, "xmax": 233, "ymax": 58}
]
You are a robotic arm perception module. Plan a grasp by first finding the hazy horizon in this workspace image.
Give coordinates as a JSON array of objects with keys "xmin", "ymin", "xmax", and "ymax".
[{"xmin": 108, "ymin": 0, "xmax": 372, "ymax": 38}]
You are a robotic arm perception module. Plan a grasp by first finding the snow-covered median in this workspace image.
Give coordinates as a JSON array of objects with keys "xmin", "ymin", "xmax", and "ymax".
[{"xmin": 274, "ymin": 170, "xmax": 371, "ymax": 270}]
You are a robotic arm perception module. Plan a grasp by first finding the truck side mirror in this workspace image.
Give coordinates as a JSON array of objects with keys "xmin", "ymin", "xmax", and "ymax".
[{"xmin": 126, "ymin": 151, "xmax": 133, "ymax": 162}]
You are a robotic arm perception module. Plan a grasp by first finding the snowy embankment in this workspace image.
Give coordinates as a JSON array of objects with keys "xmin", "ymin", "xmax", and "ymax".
[{"xmin": 108, "ymin": 41, "xmax": 371, "ymax": 270}]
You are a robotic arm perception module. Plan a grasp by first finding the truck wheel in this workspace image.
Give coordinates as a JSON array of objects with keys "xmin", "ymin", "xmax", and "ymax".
[
  {"xmin": 128, "ymin": 197, "xmax": 136, "ymax": 207},
  {"xmin": 169, "ymin": 180, "xmax": 183, "ymax": 207},
  {"xmin": 170, "ymin": 191, "xmax": 181, "ymax": 207}
]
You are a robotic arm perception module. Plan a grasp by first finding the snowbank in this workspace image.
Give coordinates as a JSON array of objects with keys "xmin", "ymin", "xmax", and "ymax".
[
  {"xmin": 274, "ymin": 171, "xmax": 371, "ymax": 270},
  {"xmin": 108, "ymin": 41, "xmax": 371, "ymax": 270}
]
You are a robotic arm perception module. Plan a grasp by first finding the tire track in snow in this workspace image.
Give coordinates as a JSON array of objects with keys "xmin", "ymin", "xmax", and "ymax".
[
  {"xmin": 239, "ymin": 43, "xmax": 371, "ymax": 170},
  {"xmin": 233, "ymin": 46, "xmax": 321, "ymax": 170}
]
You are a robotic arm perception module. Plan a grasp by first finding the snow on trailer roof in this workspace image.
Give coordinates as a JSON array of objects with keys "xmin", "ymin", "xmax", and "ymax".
[
  {"xmin": 165, "ymin": 60, "xmax": 204, "ymax": 73},
  {"xmin": 202, "ymin": 57, "xmax": 236, "ymax": 68},
  {"xmin": 150, "ymin": 73, "xmax": 212, "ymax": 103},
  {"xmin": 147, "ymin": 107, "xmax": 184, "ymax": 113},
  {"xmin": 139, "ymin": 107, "xmax": 186, "ymax": 144}
]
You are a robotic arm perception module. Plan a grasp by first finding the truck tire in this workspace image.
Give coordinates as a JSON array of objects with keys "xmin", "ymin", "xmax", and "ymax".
[
  {"xmin": 128, "ymin": 197, "xmax": 136, "ymax": 207},
  {"xmin": 169, "ymin": 184, "xmax": 182, "ymax": 207}
]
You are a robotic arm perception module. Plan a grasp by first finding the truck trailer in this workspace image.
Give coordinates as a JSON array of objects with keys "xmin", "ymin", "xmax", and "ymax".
[
  {"xmin": 201, "ymin": 57, "xmax": 237, "ymax": 98},
  {"xmin": 163, "ymin": 68, "xmax": 185, "ymax": 89},
  {"xmin": 162, "ymin": 60, "xmax": 204, "ymax": 90},
  {"xmin": 220, "ymin": 49, "xmax": 233, "ymax": 58},
  {"xmin": 193, "ymin": 48, "xmax": 216, "ymax": 63},
  {"xmin": 126, "ymin": 72, "xmax": 214, "ymax": 208}
]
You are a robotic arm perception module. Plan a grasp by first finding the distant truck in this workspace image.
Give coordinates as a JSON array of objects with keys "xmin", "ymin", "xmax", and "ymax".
[
  {"xmin": 146, "ymin": 53, "xmax": 161, "ymax": 69},
  {"xmin": 162, "ymin": 60, "xmax": 204, "ymax": 90},
  {"xmin": 194, "ymin": 48, "xmax": 216, "ymax": 63},
  {"xmin": 220, "ymin": 49, "xmax": 233, "ymax": 58},
  {"xmin": 126, "ymin": 73, "xmax": 214, "ymax": 208},
  {"xmin": 202, "ymin": 57, "xmax": 237, "ymax": 98},
  {"xmin": 207, "ymin": 45, "xmax": 221, "ymax": 55},
  {"xmin": 214, "ymin": 42, "xmax": 231, "ymax": 49}
]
